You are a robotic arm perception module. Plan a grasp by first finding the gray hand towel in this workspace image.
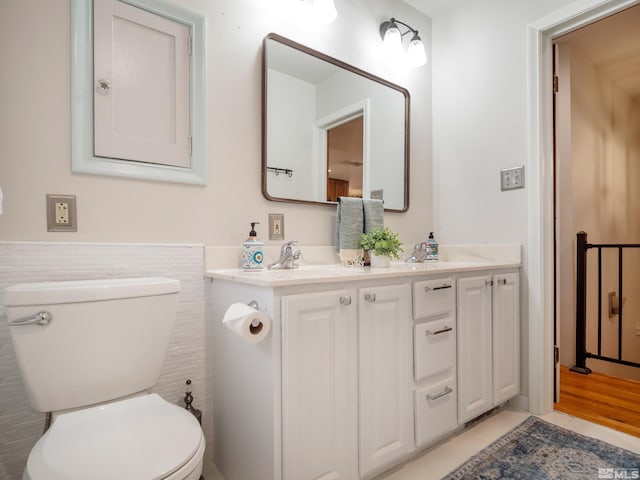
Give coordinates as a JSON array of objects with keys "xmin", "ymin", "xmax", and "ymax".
[
  {"xmin": 336, "ymin": 197, "xmax": 364, "ymax": 257},
  {"xmin": 363, "ymin": 199, "xmax": 384, "ymax": 234}
]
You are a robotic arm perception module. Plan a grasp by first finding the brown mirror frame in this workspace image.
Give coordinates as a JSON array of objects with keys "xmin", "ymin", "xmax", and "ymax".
[{"xmin": 262, "ymin": 33, "xmax": 410, "ymax": 213}]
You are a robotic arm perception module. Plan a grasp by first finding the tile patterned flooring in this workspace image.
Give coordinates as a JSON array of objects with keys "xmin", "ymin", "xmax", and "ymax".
[{"xmin": 205, "ymin": 407, "xmax": 640, "ymax": 480}]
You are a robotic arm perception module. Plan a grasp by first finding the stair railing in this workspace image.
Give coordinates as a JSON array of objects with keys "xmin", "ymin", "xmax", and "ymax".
[{"xmin": 571, "ymin": 231, "xmax": 640, "ymax": 374}]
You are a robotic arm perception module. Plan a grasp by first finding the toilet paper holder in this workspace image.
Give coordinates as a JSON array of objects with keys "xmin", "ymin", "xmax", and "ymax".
[
  {"xmin": 247, "ymin": 300, "xmax": 262, "ymax": 329},
  {"xmin": 222, "ymin": 300, "xmax": 270, "ymax": 343}
]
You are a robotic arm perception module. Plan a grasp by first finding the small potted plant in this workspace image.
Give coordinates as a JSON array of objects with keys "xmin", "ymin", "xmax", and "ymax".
[{"xmin": 358, "ymin": 227, "xmax": 403, "ymax": 268}]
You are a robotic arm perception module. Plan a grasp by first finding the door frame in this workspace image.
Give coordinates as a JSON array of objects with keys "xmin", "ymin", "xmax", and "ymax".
[
  {"xmin": 314, "ymin": 99, "xmax": 371, "ymax": 202},
  {"xmin": 526, "ymin": 0, "xmax": 640, "ymax": 414}
]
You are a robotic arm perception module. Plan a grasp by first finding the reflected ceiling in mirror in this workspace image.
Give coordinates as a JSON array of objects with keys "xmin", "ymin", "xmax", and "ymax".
[{"xmin": 262, "ymin": 34, "xmax": 410, "ymax": 212}]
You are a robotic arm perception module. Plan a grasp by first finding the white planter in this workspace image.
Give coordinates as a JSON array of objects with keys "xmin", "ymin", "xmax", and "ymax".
[{"xmin": 369, "ymin": 253, "xmax": 391, "ymax": 268}]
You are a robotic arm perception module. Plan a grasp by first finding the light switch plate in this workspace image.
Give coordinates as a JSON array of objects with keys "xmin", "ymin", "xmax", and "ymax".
[
  {"xmin": 47, "ymin": 194, "xmax": 77, "ymax": 232},
  {"xmin": 501, "ymin": 166, "xmax": 525, "ymax": 191},
  {"xmin": 269, "ymin": 213, "xmax": 284, "ymax": 241}
]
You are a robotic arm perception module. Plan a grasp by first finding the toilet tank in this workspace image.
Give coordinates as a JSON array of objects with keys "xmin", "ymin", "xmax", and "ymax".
[{"xmin": 4, "ymin": 277, "xmax": 180, "ymax": 413}]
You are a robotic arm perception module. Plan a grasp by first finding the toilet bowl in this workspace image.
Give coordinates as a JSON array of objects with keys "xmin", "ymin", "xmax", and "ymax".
[
  {"xmin": 23, "ymin": 394, "xmax": 205, "ymax": 480},
  {"xmin": 5, "ymin": 277, "xmax": 205, "ymax": 480}
]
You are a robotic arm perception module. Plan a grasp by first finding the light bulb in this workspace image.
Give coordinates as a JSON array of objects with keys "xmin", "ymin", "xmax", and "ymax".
[
  {"xmin": 407, "ymin": 34, "xmax": 427, "ymax": 67},
  {"xmin": 382, "ymin": 22, "xmax": 403, "ymax": 60}
]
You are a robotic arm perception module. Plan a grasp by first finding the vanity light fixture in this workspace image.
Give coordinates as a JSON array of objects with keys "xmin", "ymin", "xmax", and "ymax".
[{"xmin": 379, "ymin": 18, "xmax": 427, "ymax": 67}]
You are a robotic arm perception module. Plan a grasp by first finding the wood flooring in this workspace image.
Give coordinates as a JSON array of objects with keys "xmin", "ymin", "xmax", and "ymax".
[{"xmin": 555, "ymin": 365, "xmax": 640, "ymax": 437}]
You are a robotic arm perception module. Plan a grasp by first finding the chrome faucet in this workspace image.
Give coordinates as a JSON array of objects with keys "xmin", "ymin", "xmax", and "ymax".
[
  {"xmin": 405, "ymin": 242, "xmax": 428, "ymax": 263},
  {"xmin": 268, "ymin": 241, "xmax": 301, "ymax": 269}
]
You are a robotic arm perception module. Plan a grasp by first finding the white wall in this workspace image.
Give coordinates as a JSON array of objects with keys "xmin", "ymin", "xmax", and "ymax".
[
  {"xmin": 430, "ymin": 0, "xmax": 584, "ymax": 400},
  {"xmin": 0, "ymin": 0, "xmax": 432, "ymax": 246}
]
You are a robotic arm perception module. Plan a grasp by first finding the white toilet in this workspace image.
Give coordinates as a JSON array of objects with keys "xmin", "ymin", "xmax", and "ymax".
[{"xmin": 5, "ymin": 277, "xmax": 205, "ymax": 480}]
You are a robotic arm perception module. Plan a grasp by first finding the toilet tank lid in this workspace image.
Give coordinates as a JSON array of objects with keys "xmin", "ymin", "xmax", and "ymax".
[{"xmin": 4, "ymin": 277, "xmax": 180, "ymax": 306}]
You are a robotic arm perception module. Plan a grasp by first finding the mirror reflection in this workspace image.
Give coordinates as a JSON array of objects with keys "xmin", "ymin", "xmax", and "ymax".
[{"xmin": 262, "ymin": 34, "xmax": 409, "ymax": 212}]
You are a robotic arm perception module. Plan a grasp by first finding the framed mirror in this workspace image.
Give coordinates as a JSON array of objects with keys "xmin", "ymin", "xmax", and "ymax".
[{"xmin": 262, "ymin": 33, "xmax": 410, "ymax": 212}]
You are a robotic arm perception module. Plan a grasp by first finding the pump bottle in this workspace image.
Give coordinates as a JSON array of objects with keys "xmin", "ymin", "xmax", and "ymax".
[
  {"xmin": 426, "ymin": 232, "xmax": 439, "ymax": 261},
  {"xmin": 242, "ymin": 222, "xmax": 264, "ymax": 271}
]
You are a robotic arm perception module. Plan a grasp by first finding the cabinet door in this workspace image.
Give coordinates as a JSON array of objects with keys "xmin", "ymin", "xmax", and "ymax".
[
  {"xmin": 94, "ymin": 0, "xmax": 191, "ymax": 167},
  {"xmin": 493, "ymin": 273, "xmax": 520, "ymax": 405},
  {"xmin": 359, "ymin": 284, "xmax": 413, "ymax": 477},
  {"xmin": 457, "ymin": 276, "xmax": 492, "ymax": 424},
  {"xmin": 282, "ymin": 290, "xmax": 358, "ymax": 480}
]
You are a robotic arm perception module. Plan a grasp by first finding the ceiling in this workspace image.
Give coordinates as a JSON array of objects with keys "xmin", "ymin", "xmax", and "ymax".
[
  {"xmin": 403, "ymin": 0, "xmax": 468, "ymax": 17},
  {"xmin": 552, "ymin": 4, "xmax": 640, "ymax": 100}
]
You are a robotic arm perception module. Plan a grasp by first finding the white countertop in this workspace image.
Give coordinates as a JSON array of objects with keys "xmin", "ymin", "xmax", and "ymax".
[{"xmin": 205, "ymin": 259, "xmax": 521, "ymax": 287}]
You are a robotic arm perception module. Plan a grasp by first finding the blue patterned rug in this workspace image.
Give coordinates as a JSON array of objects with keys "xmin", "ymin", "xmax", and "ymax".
[{"xmin": 442, "ymin": 416, "xmax": 640, "ymax": 479}]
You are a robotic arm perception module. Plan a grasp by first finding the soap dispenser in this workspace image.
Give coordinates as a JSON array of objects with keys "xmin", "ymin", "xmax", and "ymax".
[
  {"xmin": 242, "ymin": 222, "xmax": 264, "ymax": 271},
  {"xmin": 426, "ymin": 232, "xmax": 439, "ymax": 261}
]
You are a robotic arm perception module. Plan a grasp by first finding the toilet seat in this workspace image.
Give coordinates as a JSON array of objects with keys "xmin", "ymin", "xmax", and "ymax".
[{"xmin": 25, "ymin": 394, "xmax": 204, "ymax": 480}]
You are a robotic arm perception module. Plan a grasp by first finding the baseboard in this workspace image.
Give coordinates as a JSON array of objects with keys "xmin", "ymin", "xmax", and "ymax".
[{"xmin": 510, "ymin": 394, "xmax": 529, "ymax": 412}]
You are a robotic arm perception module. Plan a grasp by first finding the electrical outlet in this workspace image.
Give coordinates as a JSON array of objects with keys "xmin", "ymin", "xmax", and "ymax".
[
  {"xmin": 501, "ymin": 166, "xmax": 525, "ymax": 191},
  {"xmin": 47, "ymin": 194, "xmax": 77, "ymax": 232},
  {"xmin": 269, "ymin": 213, "xmax": 285, "ymax": 241},
  {"xmin": 55, "ymin": 202, "xmax": 69, "ymax": 224}
]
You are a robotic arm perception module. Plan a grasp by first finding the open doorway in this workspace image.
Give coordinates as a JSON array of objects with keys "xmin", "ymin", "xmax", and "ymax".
[
  {"xmin": 326, "ymin": 115, "xmax": 364, "ymax": 201},
  {"xmin": 553, "ymin": 4, "xmax": 640, "ymax": 437}
]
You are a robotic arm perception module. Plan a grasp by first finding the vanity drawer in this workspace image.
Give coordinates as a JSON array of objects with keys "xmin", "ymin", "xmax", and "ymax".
[
  {"xmin": 413, "ymin": 277, "xmax": 455, "ymax": 319},
  {"xmin": 415, "ymin": 376, "xmax": 457, "ymax": 447},
  {"xmin": 414, "ymin": 317, "xmax": 456, "ymax": 381}
]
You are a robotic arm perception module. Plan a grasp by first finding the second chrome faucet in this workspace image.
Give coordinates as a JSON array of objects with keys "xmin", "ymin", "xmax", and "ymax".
[
  {"xmin": 405, "ymin": 242, "xmax": 429, "ymax": 263},
  {"xmin": 268, "ymin": 241, "xmax": 301, "ymax": 269}
]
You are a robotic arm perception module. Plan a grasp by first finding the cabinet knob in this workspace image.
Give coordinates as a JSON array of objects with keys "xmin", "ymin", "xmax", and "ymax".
[
  {"xmin": 485, "ymin": 279, "xmax": 494, "ymax": 286},
  {"xmin": 339, "ymin": 295, "xmax": 352, "ymax": 306},
  {"xmin": 498, "ymin": 278, "xmax": 507, "ymax": 285},
  {"xmin": 364, "ymin": 293, "xmax": 376, "ymax": 303},
  {"xmin": 96, "ymin": 78, "xmax": 111, "ymax": 95}
]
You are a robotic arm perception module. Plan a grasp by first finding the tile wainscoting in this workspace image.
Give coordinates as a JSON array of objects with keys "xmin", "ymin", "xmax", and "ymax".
[{"xmin": 0, "ymin": 242, "xmax": 211, "ymax": 480}]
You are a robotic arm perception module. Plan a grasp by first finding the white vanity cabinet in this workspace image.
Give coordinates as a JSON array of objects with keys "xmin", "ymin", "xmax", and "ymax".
[
  {"xmin": 209, "ymin": 254, "xmax": 521, "ymax": 480},
  {"xmin": 457, "ymin": 272, "xmax": 520, "ymax": 424}
]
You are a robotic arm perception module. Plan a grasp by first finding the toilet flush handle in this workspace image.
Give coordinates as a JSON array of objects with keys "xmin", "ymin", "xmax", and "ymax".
[{"xmin": 8, "ymin": 311, "xmax": 52, "ymax": 326}]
